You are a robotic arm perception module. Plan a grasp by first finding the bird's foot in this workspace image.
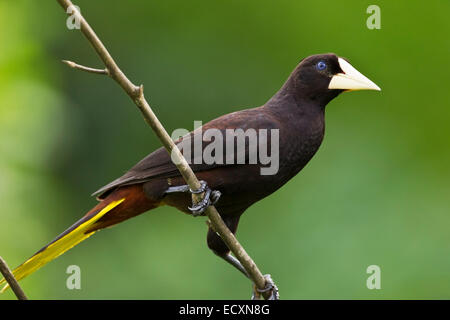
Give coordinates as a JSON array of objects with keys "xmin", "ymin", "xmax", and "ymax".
[
  {"xmin": 188, "ymin": 181, "xmax": 221, "ymax": 216},
  {"xmin": 251, "ymin": 274, "xmax": 279, "ymax": 300},
  {"xmin": 165, "ymin": 180, "xmax": 221, "ymax": 216}
]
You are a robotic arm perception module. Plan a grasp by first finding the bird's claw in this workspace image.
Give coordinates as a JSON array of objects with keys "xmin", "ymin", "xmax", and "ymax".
[
  {"xmin": 251, "ymin": 274, "xmax": 279, "ymax": 300},
  {"xmin": 188, "ymin": 180, "xmax": 221, "ymax": 216}
]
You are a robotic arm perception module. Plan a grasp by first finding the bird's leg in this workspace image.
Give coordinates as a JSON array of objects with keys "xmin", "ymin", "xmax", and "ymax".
[
  {"xmin": 207, "ymin": 218, "xmax": 280, "ymax": 300},
  {"xmin": 216, "ymin": 252, "xmax": 250, "ymax": 278},
  {"xmin": 165, "ymin": 180, "xmax": 221, "ymax": 216},
  {"xmin": 251, "ymin": 274, "xmax": 280, "ymax": 300},
  {"xmin": 215, "ymin": 251, "xmax": 279, "ymax": 300},
  {"xmin": 219, "ymin": 252, "xmax": 280, "ymax": 300}
]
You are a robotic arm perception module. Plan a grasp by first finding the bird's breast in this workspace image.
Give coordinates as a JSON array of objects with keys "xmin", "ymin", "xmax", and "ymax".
[{"xmin": 276, "ymin": 112, "xmax": 325, "ymax": 182}]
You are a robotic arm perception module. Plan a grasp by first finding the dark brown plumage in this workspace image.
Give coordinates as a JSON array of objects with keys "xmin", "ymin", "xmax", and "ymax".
[
  {"xmin": 2, "ymin": 53, "xmax": 380, "ymax": 296},
  {"xmin": 91, "ymin": 54, "xmax": 343, "ymax": 249}
]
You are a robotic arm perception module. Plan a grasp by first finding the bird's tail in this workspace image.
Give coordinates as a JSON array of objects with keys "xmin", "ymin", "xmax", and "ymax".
[{"xmin": 0, "ymin": 184, "xmax": 156, "ymax": 293}]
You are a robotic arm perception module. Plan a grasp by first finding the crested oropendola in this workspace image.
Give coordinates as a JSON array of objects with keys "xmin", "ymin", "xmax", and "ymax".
[{"xmin": 0, "ymin": 53, "xmax": 380, "ymax": 298}]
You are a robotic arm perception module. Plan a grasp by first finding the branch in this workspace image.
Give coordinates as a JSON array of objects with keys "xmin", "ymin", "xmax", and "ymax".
[
  {"xmin": 56, "ymin": 0, "xmax": 273, "ymax": 299},
  {"xmin": 0, "ymin": 257, "xmax": 28, "ymax": 300},
  {"xmin": 62, "ymin": 60, "xmax": 109, "ymax": 75}
]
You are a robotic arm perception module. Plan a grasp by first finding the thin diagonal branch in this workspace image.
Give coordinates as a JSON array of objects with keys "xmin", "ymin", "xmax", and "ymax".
[
  {"xmin": 56, "ymin": 0, "xmax": 273, "ymax": 299},
  {"xmin": 62, "ymin": 60, "xmax": 109, "ymax": 75},
  {"xmin": 0, "ymin": 257, "xmax": 28, "ymax": 300}
]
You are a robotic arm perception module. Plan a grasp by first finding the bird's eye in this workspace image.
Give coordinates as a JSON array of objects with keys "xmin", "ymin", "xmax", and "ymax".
[{"xmin": 316, "ymin": 61, "xmax": 327, "ymax": 71}]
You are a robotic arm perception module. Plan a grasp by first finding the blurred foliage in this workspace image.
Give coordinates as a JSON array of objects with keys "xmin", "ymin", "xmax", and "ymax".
[{"xmin": 0, "ymin": 0, "xmax": 449, "ymax": 299}]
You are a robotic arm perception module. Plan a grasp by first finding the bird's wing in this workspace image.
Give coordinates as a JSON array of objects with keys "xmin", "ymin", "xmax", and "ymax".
[{"xmin": 93, "ymin": 106, "xmax": 280, "ymax": 198}]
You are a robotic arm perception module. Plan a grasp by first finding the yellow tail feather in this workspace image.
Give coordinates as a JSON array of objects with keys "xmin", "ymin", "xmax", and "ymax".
[{"xmin": 0, "ymin": 198, "xmax": 125, "ymax": 293}]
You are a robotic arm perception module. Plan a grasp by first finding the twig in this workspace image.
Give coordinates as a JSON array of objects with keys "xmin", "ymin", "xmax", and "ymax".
[
  {"xmin": 56, "ymin": 0, "xmax": 273, "ymax": 299},
  {"xmin": 0, "ymin": 257, "xmax": 28, "ymax": 300},
  {"xmin": 62, "ymin": 60, "xmax": 109, "ymax": 75}
]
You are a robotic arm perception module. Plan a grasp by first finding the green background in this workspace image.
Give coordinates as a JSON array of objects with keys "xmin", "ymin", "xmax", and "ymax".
[{"xmin": 1, "ymin": 0, "xmax": 449, "ymax": 299}]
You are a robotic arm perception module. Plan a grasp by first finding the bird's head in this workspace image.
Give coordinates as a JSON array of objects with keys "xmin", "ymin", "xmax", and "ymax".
[{"xmin": 288, "ymin": 53, "xmax": 381, "ymax": 105}]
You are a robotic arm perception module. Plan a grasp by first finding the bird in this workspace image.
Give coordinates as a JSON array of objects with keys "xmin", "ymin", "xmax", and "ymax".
[{"xmin": 0, "ymin": 53, "xmax": 380, "ymax": 298}]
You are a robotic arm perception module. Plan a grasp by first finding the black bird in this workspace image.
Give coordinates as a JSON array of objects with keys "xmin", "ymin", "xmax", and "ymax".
[{"xmin": 1, "ymin": 53, "xmax": 380, "ymax": 298}]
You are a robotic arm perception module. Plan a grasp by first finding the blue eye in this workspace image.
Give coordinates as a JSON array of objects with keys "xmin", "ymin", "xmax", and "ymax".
[{"xmin": 316, "ymin": 61, "xmax": 327, "ymax": 71}]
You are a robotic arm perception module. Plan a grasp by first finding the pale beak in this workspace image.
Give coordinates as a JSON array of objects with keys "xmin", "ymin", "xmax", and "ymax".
[{"xmin": 328, "ymin": 58, "xmax": 381, "ymax": 91}]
